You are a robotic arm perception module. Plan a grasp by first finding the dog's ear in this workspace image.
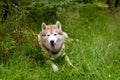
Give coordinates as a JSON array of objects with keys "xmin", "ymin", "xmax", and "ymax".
[
  {"xmin": 56, "ymin": 21, "xmax": 62, "ymax": 31},
  {"xmin": 42, "ymin": 22, "xmax": 46, "ymax": 31},
  {"xmin": 63, "ymin": 32, "xmax": 68, "ymax": 38}
]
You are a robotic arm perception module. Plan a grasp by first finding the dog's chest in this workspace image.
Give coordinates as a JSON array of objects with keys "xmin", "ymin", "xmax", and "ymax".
[{"xmin": 47, "ymin": 49, "xmax": 66, "ymax": 63}]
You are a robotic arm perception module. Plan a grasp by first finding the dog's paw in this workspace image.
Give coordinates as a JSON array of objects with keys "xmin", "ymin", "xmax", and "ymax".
[{"xmin": 52, "ymin": 63, "xmax": 59, "ymax": 72}]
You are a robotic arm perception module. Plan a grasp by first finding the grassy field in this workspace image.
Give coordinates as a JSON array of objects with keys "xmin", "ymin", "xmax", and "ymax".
[{"xmin": 0, "ymin": 4, "xmax": 120, "ymax": 80}]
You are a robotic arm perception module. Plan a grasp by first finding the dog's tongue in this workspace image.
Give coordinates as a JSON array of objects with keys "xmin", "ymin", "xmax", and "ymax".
[{"xmin": 51, "ymin": 44, "xmax": 56, "ymax": 51}]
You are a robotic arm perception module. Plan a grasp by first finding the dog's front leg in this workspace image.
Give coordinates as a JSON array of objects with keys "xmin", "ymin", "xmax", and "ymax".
[
  {"xmin": 65, "ymin": 55, "xmax": 73, "ymax": 66},
  {"xmin": 47, "ymin": 59, "xmax": 59, "ymax": 72},
  {"xmin": 51, "ymin": 63, "xmax": 59, "ymax": 72},
  {"xmin": 64, "ymin": 54, "xmax": 78, "ymax": 70}
]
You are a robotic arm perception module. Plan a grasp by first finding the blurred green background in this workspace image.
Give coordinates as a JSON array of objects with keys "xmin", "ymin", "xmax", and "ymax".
[{"xmin": 0, "ymin": 0, "xmax": 120, "ymax": 80}]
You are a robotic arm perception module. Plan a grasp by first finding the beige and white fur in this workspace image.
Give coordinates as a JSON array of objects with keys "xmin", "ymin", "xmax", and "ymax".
[{"xmin": 38, "ymin": 21, "xmax": 74, "ymax": 72}]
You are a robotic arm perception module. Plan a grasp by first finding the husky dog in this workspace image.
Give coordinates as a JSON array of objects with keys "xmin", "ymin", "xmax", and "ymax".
[{"xmin": 38, "ymin": 21, "xmax": 73, "ymax": 72}]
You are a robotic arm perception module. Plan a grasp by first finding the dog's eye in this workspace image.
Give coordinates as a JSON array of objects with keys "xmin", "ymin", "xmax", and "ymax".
[
  {"xmin": 47, "ymin": 34, "xmax": 50, "ymax": 36},
  {"xmin": 54, "ymin": 34, "xmax": 57, "ymax": 36}
]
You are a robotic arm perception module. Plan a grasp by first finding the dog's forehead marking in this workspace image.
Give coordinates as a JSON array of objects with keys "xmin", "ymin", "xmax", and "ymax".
[
  {"xmin": 41, "ymin": 24, "xmax": 63, "ymax": 37},
  {"xmin": 45, "ymin": 25, "xmax": 59, "ymax": 34}
]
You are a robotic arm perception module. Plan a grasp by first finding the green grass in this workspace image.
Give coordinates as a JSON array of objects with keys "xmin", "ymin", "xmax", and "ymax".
[{"xmin": 0, "ymin": 5, "xmax": 120, "ymax": 80}]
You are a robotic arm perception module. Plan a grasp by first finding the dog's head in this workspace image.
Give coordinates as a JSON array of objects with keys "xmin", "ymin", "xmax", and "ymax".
[{"xmin": 40, "ymin": 21, "xmax": 68, "ymax": 54}]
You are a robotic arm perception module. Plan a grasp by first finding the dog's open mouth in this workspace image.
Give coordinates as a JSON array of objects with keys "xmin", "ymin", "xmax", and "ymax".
[{"xmin": 50, "ymin": 43, "xmax": 56, "ymax": 51}]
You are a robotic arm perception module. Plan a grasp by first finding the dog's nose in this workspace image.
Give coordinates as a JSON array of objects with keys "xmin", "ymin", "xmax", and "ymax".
[{"xmin": 50, "ymin": 40, "xmax": 54, "ymax": 44}]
